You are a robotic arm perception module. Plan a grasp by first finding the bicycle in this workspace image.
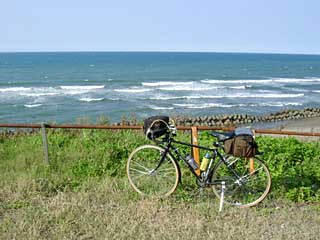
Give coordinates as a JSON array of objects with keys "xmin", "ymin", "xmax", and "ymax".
[{"xmin": 126, "ymin": 117, "xmax": 271, "ymax": 208}]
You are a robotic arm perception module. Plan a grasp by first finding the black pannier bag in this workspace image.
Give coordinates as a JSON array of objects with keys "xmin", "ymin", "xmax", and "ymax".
[
  {"xmin": 224, "ymin": 128, "xmax": 258, "ymax": 158},
  {"xmin": 143, "ymin": 116, "xmax": 169, "ymax": 140}
]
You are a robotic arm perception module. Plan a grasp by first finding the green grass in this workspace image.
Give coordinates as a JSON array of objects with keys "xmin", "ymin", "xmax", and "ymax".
[{"xmin": 0, "ymin": 129, "xmax": 320, "ymax": 239}]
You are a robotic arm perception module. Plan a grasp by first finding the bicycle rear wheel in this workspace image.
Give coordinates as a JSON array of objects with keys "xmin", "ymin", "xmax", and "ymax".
[
  {"xmin": 127, "ymin": 145, "xmax": 180, "ymax": 197},
  {"xmin": 211, "ymin": 156, "xmax": 271, "ymax": 208}
]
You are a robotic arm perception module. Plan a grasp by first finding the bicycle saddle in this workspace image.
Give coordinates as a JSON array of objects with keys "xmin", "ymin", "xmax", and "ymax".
[{"xmin": 210, "ymin": 131, "xmax": 234, "ymax": 141}]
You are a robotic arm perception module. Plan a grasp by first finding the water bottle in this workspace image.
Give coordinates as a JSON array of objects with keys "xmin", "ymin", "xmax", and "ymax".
[
  {"xmin": 185, "ymin": 155, "xmax": 199, "ymax": 170},
  {"xmin": 200, "ymin": 152, "xmax": 211, "ymax": 171}
]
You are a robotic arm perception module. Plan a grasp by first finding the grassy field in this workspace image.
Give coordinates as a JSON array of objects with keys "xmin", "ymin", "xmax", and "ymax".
[
  {"xmin": 1, "ymin": 177, "xmax": 319, "ymax": 239},
  {"xmin": 0, "ymin": 129, "xmax": 319, "ymax": 239}
]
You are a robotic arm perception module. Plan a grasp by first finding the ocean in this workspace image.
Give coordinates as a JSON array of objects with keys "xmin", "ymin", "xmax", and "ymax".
[{"xmin": 0, "ymin": 52, "xmax": 320, "ymax": 124}]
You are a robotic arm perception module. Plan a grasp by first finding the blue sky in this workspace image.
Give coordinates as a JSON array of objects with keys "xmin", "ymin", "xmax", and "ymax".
[{"xmin": 1, "ymin": 0, "xmax": 319, "ymax": 54}]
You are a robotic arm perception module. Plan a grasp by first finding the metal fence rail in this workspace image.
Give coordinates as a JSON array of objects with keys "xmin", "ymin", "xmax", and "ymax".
[
  {"xmin": 1, "ymin": 123, "xmax": 320, "ymax": 136},
  {"xmin": 1, "ymin": 123, "xmax": 319, "ymax": 165}
]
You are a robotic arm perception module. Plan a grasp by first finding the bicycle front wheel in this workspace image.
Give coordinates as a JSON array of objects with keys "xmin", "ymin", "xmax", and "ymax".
[
  {"xmin": 127, "ymin": 145, "xmax": 180, "ymax": 197},
  {"xmin": 211, "ymin": 156, "xmax": 271, "ymax": 208}
]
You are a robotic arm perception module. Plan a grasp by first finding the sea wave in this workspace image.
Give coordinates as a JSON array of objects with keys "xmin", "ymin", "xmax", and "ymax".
[
  {"xmin": 114, "ymin": 88, "xmax": 152, "ymax": 93},
  {"xmin": 229, "ymin": 85, "xmax": 251, "ymax": 89},
  {"xmin": 231, "ymin": 93, "xmax": 304, "ymax": 98},
  {"xmin": 260, "ymin": 102, "xmax": 302, "ymax": 107},
  {"xmin": 60, "ymin": 85, "xmax": 105, "ymax": 90},
  {"xmin": 149, "ymin": 106, "xmax": 174, "ymax": 110},
  {"xmin": 142, "ymin": 81, "xmax": 193, "ymax": 87},
  {"xmin": 20, "ymin": 92, "xmax": 59, "ymax": 97},
  {"xmin": 148, "ymin": 95, "xmax": 223, "ymax": 100},
  {"xmin": 24, "ymin": 104, "xmax": 42, "ymax": 108},
  {"xmin": 157, "ymin": 85, "xmax": 219, "ymax": 91},
  {"xmin": 0, "ymin": 87, "xmax": 31, "ymax": 92},
  {"xmin": 201, "ymin": 78, "xmax": 320, "ymax": 84},
  {"xmin": 147, "ymin": 93, "xmax": 303, "ymax": 100},
  {"xmin": 172, "ymin": 102, "xmax": 302, "ymax": 109},
  {"xmin": 79, "ymin": 97, "xmax": 104, "ymax": 102},
  {"xmin": 1, "ymin": 85, "xmax": 105, "ymax": 98},
  {"xmin": 173, "ymin": 103, "xmax": 235, "ymax": 109}
]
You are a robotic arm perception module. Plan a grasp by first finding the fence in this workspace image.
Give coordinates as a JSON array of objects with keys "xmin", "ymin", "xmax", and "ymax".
[{"xmin": 1, "ymin": 123, "xmax": 320, "ymax": 165}]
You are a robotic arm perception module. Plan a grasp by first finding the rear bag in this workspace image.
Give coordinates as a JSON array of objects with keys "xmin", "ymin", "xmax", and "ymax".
[{"xmin": 224, "ymin": 128, "xmax": 258, "ymax": 158}]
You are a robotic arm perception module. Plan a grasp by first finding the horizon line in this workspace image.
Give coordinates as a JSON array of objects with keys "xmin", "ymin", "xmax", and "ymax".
[{"xmin": 0, "ymin": 50, "xmax": 319, "ymax": 56}]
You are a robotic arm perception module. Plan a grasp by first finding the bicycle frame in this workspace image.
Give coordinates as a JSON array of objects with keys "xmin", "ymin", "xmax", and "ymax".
[{"xmin": 153, "ymin": 136, "xmax": 241, "ymax": 185}]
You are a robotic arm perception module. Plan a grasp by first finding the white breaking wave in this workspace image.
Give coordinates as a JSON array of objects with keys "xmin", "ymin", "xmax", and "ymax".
[
  {"xmin": 201, "ymin": 78, "xmax": 320, "ymax": 84},
  {"xmin": 142, "ymin": 81, "xmax": 193, "ymax": 87},
  {"xmin": 60, "ymin": 85, "xmax": 105, "ymax": 90},
  {"xmin": 24, "ymin": 104, "xmax": 42, "ymax": 108},
  {"xmin": 201, "ymin": 79, "xmax": 273, "ymax": 84},
  {"xmin": 272, "ymin": 78, "xmax": 320, "ymax": 83},
  {"xmin": 1, "ymin": 85, "xmax": 105, "ymax": 98},
  {"xmin": 260, "ymin": 102, "xmax": 303, "ymax": 107},
  {"xmin": 148, "ymin": 93, "xmax": 303, "ymax": 100},
  {"xmin": 20, "ymin": 92, "xmax": 59, "ymax": 97},
  {"xmin": 313, "ymin": 90, "xmax": 320, "ymax": 93},
  {"xmin": 148, "ymin": 95, "xmax": 223, "ymax": 100},
  {"xmin": 79, "ymin": 97, "xmax": 104, "ymax": 102},
  {"xmin": 0, "ymin": 87, "xmax": 31, "ymax": 92},
  {"xmin": 157, "ymin": 86, "xmax": 218, "ymax": 91},
  {"xmin": 173, "ymin": 102, "xmax": 302, "ymax": 109},
  {"xmin": 229, "ymin": 85, "xmax": 248, "ymax": 90},
  {"xmin": 114, "ymin": 88, "xmax": 152, "ymax": 93},
  {"xmin": 173, "ymin": 103, "xmax": 235, "ymax": 109},
  {"xmin": 231, "ymin": 93, "xmax": 304, "ymax": 98},
  {"xmin": 149, "ymin": 106, "xmax": 174, "ymax": 110}
]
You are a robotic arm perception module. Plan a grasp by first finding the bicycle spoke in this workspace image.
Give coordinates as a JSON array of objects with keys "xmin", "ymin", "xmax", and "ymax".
[
  {"xmin": 130, "ymin": 160, "xmax": 152, "ymax": 171},
  {"xmin": 130, "ymin": 173, "xmax": 148, "ymax": 181},
  {"xmin": 127, "ymin": 145, "xmax": 179, "ymax": 197},
  {"xmin": 156, "ymin": 167, "xmax": 175, "ymax": 173},
  {"xmin": 211, "ymin": 157, "xmax": 271, "ymax": 207},
  {"xmin": 242, "ymin": 167, "xmax": 263, "ymax": 180},
  {"xmin": 129, "ymin": 167, "xmax": 150, "ymax": 175}
]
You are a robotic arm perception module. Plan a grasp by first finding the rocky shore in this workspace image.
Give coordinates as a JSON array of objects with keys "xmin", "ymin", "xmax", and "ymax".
[{"xmin": 173, "ymin": 107, "xmax": 320, "ymax": 127}]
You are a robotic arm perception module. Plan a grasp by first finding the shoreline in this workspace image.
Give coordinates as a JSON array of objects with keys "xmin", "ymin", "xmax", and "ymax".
[{"xmin": 172, "ymin": 107, "xmax": 320, "ymax": 131}]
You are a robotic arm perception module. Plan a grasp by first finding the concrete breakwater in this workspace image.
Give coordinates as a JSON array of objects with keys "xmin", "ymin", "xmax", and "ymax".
[{"xmin": 173, "ymin": 108, "xmax": 320, "ymax": 127}]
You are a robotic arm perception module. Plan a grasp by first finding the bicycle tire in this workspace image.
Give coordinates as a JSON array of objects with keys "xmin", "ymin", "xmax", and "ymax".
[
  {"xmin": 211, "ymin": 156, "xmax": 271, "ymax": 208},
  {"xmin": 127, "ymin": 145, "xmax": 180, "ymax": 197}
]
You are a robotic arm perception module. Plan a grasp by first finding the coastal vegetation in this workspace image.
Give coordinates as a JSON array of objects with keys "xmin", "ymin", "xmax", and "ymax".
[{"xmin": 0, "ymin": 128, "xmax": 319, "ymax": 239}]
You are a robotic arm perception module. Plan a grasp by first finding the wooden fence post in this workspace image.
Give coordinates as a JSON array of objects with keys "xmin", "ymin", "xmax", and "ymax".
[
  {"xmin": 41, "ymin": 123, "xmax": 50, "ymax": 165},
  {"xmin": 191, "ymin": 127, "xmax": 200, "ymax": 176}
]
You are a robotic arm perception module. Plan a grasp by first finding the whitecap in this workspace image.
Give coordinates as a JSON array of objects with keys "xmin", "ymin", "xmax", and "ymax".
[
  {"xmin": 114, "ymin": 88, "xmax": 152, "ymax": 93},
  {"xmin": 0, "ymin": 87, "xmax": 31, "ymax": 92},
  {"xmin": 231, "ymin": 93, "xmax": 304, "ymax": 98},
  {"xmin": 142, "ymin": 81, "xmax": 193, "ymax": 87},
  {"xmin": 173, "ymin": 103, "xmax": 235, "ymax": 109},
  {"xmin": 201, "ymin": 79, "xmax": 273, "ymax": 84},
  {"xmin": 149, "ymin": 106, "xmax": 174, "ymax": 110},
  {"xmin": 79, "ymin": 97, "xmax": 104, "ymax": 102},
  {"xmin": 149, "ymin": 93, "xmax": 303, "ymax": 100},
  {"xmin": 148, "ymin": 95, "xmax": 223, "ymax": 100},
  {"xmin": 20, "ymin": 92, "xmax": 59, "ymax": 97},
  {"xmin": 60, "ymin": 85, "xmax": 105, "ymax": 90},
  {"xmin": 273, "ymin": 78, "xmax": 320, "ymax": 83},
  {"xmin": 157, "ymin": 86, "xmax": 218, "ymax": 91},
  {"xmin": 229, "ymin": 85, "xmax": 251, "ymax": 90},
  {"xmin": 201, "ymin": 78, "xmax": 320, "ymax": 85},
  {"xmin": 260, "ymin": 102, "xmax": 302, "ymax": 107},
  {"xmin": 24, "ymin": 104, "xmax": 42, "ymax": 108}
]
